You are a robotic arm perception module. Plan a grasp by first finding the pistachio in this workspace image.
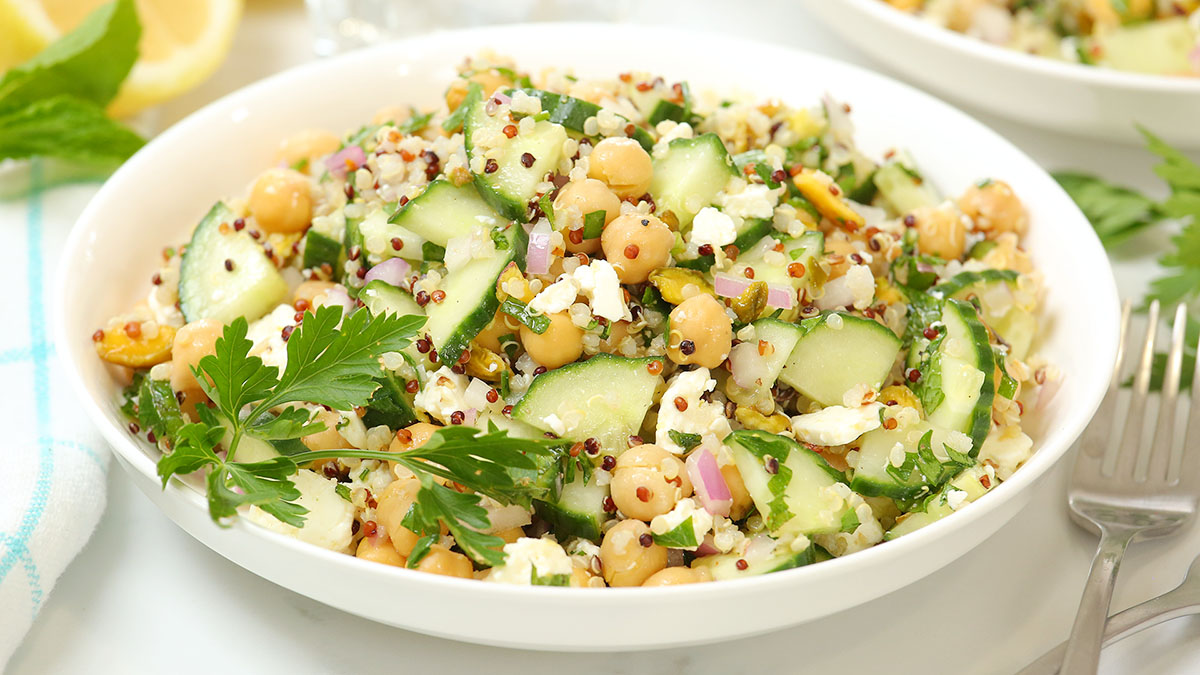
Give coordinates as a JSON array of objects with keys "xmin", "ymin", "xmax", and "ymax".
[
  {"xmin": 495, "ymin": 261, "xmax": 533, "ymax": 303},
  {"xmin": 465, "ymin": 343, "xmax": 511, "ymax": 382},
  {"xmin": 734, "ymin": 405, "xmax": 791, "ymax": 434},
  {"xmin": 648, "ymin": 267, "xmax": 713, "ymax": 306},
  {"xmin": 878, "ymin": 384, "xmax": 923, "ymax": 415},
  {"xmin": 95, "ymin": 322, "xmax": 176, "ymax": 368},
  {"xmin": 728, "ymin": 280, "xmax": 768, "ymax": 323}
]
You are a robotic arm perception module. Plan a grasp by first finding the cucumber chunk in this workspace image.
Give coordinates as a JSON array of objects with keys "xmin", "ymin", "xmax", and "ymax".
[
  {"xmin": 1097, "ymin": 17, "xmax": 1198, "ymax": 75},
  {"xmin": 726, "ymin": 430, "xmax": 850, "ymax": 538},
  {"xmin": 873, "ymin": 152, "xmax": 938, "ymax": 215},
  {"xmin": 533, "ymin": 474, "xmax": 609, "ymax": 543},
  {"xmin": 513, "ymin": 354, "xmax": 663, "ymax": 452},
  {"xmin": 386, "ymin": 179, "xmax": 504, "ymax": 248},
  {"xmin": 356, "ymin": 209, "xmax": 426, "ymax": 264},
  {"xmin": 692, "ymin": 538, "xmax": 816, "ymax": 580},
  {"xmin": 649, "ymin": 133, "xmax": 737, "ymax": 228},
  {"xmin": 729, "ymin": 231, "xmax": 824, "ymax": 303},
  {"xmin": 917, "ymin": 299, "xmax": 995, "ymax": 453},
  {"xmin": 302, "ymin": 229, "xmax": 342, "ymax": 271},
  {"xmin": 423, "ymin": 225, "xmax": 525, "ymax": 366},
  {"xmin": 849, "ymin": 422, "xmax": 968, "ymax": 500},
  {"xmin": 751, "ymin": 318, "xmax": 807, "ymax": 389},
  {"xmin": 778, "ymin": 312, "xmax": 901, "ymax": 406},
  {"xmin": 465, "ymin": 86, "xmax": 568, "ymax": 222},
  {"xmin": 359, "ymin": 279, "xmax": 424, "ymax": 318},
  {"xmin": 508, "ymin": 88, "xmax": 655, "ymax": 150},
  {"xmin": 362, "ymin": 370, "xmax": 418, "ymax": 430},
  {"xmin": 932, "ymin": 270, "xmax": 1034, "ymax": 360},
  {"xmin": 884, "ymin": 464, "xmax": 991, "ymax": 540},
  {"xmin": 179, "ymin": 202, "xmax": 289, "ymax": 324}
]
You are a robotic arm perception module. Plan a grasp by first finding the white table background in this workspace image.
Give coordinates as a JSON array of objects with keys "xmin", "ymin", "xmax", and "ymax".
[{"xmin": 9, "ymin": 1, "xmax": 1200, "ymax": 673}]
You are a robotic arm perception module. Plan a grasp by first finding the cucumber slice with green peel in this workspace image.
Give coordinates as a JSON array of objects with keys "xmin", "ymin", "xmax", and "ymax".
[
  {"xmin": 884, "ymin": 464, "xmax": 991, "ymax": 540},
  {"xmin": 302, "ymin": 229, "xmax": 343, "ymax": 271},
  {"xmin": 692, "ymin": 538, "xmax": 817, "ymax": 580},
  {"xmin": 916, "ymin": 299, "xmax": 995, "ymax": 453},
  {"xmin": 726, "ymin": 430, "xmax": 851, "ymax": 538},
  {"xmin": 359, "ymin": 280, "xmax": 424, "ymax": 318},
  {"xmin": 386, "ymin": 179, "xmax": 504, "ymax": 248},
  {"xmin": 179, "ymin": 202, "xmax": 289, "ymax": 324},
  {"xmin": 873, "ymin": 152, "xmax": 939, "ymax": 215},
  {"xmin": 512, "ymin": 354, "xmax": 663, "ymax": 452},
  {"xmin": 423, "ymin": 224, "xmax": 525, "ymax": 367},
  {"xmin": 464, "ymin": 86, "xmax": 568, "ymax": 222},
  {"xmin": 751, "ymin": 318, "xmax": 807, "ymax": 389},
  {"xmin": 649, "ymin": 133, "xmax": 737, "ymax": 228},
  {"xmin": 343, "ymin": 215, "xmax": 366, "ymax": 275},
  {"xmin": 849, "ymin": 422, "xmax": 970, "ymax": 500},
  {"xmin": 507, "ymin": 88, "xmax": 655, "ymax": 151},
  {"xmin": 357, "ymin": 210, "xmax": 426, "ymax": 263},
  {"xmin": 931, "ymin": 270, "xmax": 1034, "ymax": 360},
  {"xmin": 729, "ymin": 231, "xmax": 824, "ymax": 302},
  {"xmin": 675, "ymin": 217, "xmax": 775, "ymax": 271},
  {"xmin": 361, "ymin": 370, "xmax": 418, "ymax": 430},
  {"xmin": 778, "ymin": 312, "xmax": 902, "ymax": 407},
  {"xmin": 533, "ymin": 475, "xmax": 609, "ymax": 542}
]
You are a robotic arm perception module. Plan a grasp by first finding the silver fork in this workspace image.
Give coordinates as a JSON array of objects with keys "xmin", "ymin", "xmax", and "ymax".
[
  {"xmin": 1046, "ymin": 300, "xmax": 1200, "ymax": 675},
  {"xmin": 1022, "ymin": 552, "xmax": 1200, "ymax": 674}
]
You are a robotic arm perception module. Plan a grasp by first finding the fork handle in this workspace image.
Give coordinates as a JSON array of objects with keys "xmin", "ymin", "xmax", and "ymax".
[
  {"xmin": 1019, "ymin": 585, "xmax": 1200, "ymax": 674},
  {"xmin": 1059, "ymin": 525, "xmax": 1138, "ymax": 675}
]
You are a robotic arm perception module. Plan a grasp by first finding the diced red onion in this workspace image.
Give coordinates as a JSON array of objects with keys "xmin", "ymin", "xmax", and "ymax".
[
  {"xmin": 686, "ymin": 449, "xmax": 732, "ymax": 517},
  {"xmin": 363, "ymin": 257, "xmax": 411, "ymax": 288},
  {"xmin": 815, "ymin": 275, "xmax": 855, "ymax": 310},
  {"xmin": 526, "ymin": 222, "xmax": 552, "ymax": 275},
  {"xmin": 463, "ymin": 408, "xmax": 478, "ymax": 426},
  {"xmin": 694, "ymin": 536, "xmax": 719, "ymax": 557},
  {"xmin": 485, "ymin": 92, "xmax": 512, "ymax": 115},
  {"xmin": 324, "ymin": 145, "xmax": 366, "ymax": 179},
  {"xmin": 481, "ymin": 503, "xmax": 532, "ymax": 533},
  {"xmin": 713, "ymin": 274, "xmax": 793, "ymax": 309},
  {"xmin": 323, "ymin": 285, "xmax": 355, "ymax": 314}
]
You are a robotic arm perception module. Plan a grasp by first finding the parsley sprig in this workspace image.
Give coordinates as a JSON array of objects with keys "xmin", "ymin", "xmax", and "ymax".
[{"xmin": 138, "ymin": 305, "xmax": 557, "ymax": 566}]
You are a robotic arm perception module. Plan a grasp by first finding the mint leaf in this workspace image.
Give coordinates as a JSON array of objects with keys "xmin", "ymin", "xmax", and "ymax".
[
  {"xmin": 651, "ymin": 516, "xmax": 699, "ymax": 548},
  {"xmin": 1052, "ymin": 171, "xmax": 1160, "ymax": 246},
  {"xmin": 0, "ymin": 95, "xmax": 143, "ymax": 164},
  {"xmin": 0, "ymin": 0, "xmax": 140, "ymax": 112},
  {"xmin": 500, "ymin": 297, "xmax": 550, "ymax": 335},
  {"xmin": 840, "ymin": 508, "xmax": 860, "ymax": 533},
  {"xmin": 667, "ymin": 430, "xmax": 702, "ymax": 451}
]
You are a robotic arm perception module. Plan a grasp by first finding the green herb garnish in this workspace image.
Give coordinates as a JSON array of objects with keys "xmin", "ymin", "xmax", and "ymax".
[{"xmin": 500, "ymin": 297, "xmax": 550, "ymax": 334}]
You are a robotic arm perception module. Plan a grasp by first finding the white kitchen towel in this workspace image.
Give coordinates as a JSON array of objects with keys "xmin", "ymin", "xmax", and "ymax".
[{"xmin": 0, "ymin": 162, "xmax": 109, "ymax": 667}]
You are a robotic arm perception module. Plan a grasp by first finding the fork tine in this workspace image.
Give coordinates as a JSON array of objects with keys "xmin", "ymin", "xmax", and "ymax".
[
  {"xmin": 1175, "ymin": 313, "xmax": 1200, "ymax": 485},
  {"xmin": 1080, "ymin": 300, "xmax": 1133, "ymax": 461},
  {"xmin": 1112, "ymin": 300, "xmax": 1159, "ymax": 478},
  {"xmin": 1144, "ymin": 303, "xmax": 1186, "ymax": 482}
]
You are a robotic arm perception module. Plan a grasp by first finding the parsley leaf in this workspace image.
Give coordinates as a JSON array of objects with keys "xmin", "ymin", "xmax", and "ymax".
[
  {"xmin": 1141, "ymin": 126, "xmax": 1200, "ymax": 193},
  {"xmin": 1052, "ymin": 171, "xmax": 1160, "ymax": 246}
]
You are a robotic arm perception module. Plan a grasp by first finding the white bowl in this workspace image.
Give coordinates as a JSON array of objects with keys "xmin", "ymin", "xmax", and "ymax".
[
  {"xmin": 802, "ymin": 0, "xmax": 1200, "ymax": 148},
  {"xmin": 56, "ymin": 23, "xmax": 1118, "ymax": 651}
]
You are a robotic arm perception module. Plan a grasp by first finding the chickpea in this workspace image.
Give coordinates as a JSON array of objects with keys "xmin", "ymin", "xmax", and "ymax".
[
  {"xmin": 473, "ymin": 311, "xmax": 518, "ymax": 353},
  {"xmin": 520, "ymin": 311, "xmax": 584, "ymax": 370},
  {"xmin": 553, "ymin": 178, "xmax": 621, "ymax": 254},
  {"xmin": 293, "ymin": 280, "xmax": 336, "ymax": 308},
  {"xmin": 414, "ymin": 545, "xmax": 475, "ymax": 579},
  {"xmin": 248, "ymin": 168, "xmax": 312, "ymax": 235},
  {"xmin": 611, "ymin": 444, "xmax": 692, "ymax": 521},
  {"xmin": 958, "ymin": 180, "xmax": 1028, "ymax": 239},
  {"xmin": 494, "ymin": 527, "xmax": 525, "ymax": 545},
  {"xmin": 567, "ymin": 80, "xmax": 610, "ymax": 104},
  {"xmin": 642, "ymin": 566, "xmax": 712, "ymax": 587},
  {"xmin": 910, "ymin": 204, "xmax": 967, "ymax": 260},
  {"xmin": 666, "ymin": 294, "xmax": 733, "ymax": 369},
  {"xmin": 598, "ymin": 320, "xmax": 633, "ymax": 354},
  {"xmin": 375, "ymin": 477, "xmax": 422, "ymax": 557},
  {"xmin": 600, "ymin": 213, "xmax": 674, "ymax": 284},
  {"xmin": 720, "ymin": 463, "xmax": 755, "ymax": 521},
  {"xmin": 169, "ymin": 319, "xmax": 224, "ymax": 394},
  {"xmin": 569, "ymin": 567, "xmax": 600, "ymax": 588},
  {"xmin": 275, "ymin": 129, "xmax": 340, "ymax": 175},
  {"xmin": 356, "ymin": 534, "xmax": 406, "ymax": 567},
  {"xmin": 372, "ymin": 105, "xmax": 411, "ymax": 126},
  {"xmin": 588, "ymin": 137, "xmax": 653, "ymax": 199},
  {"xmin": 823, "ymin": 236, "xmax": 858, "ymax": 280},
  {"xmin": 301, "ymin": 408, "xmax": 347, "ymax": 452},
  {"xmin": 445, "ymin": 69, "xmax": 514, "ymax": 112},
  {"xmin": 600, "ymin": 520, "xmax": 668, "ymax": 587}
]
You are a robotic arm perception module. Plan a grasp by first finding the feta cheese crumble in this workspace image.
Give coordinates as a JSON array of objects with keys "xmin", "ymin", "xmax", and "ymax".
[
  {"xmin": 486, "ymin": 537, "xmax": 574, "ymax": 585},
  {"xmin": 247, "ymin": 470, "xmax": 355, "ymax": 552},
  {"xmin": 649, "ymin": 498, "xmax": 713, "ymax": 550},
  {"xmin": 413, "ymin": 366, "xmax": 471, "ymax": 424},
  {"xmin": 655, "ymin": 368, "xmax": 732, "ymax": 453},
  {"xmin": 690, "ymin": 207, "xmax": 738, "ymax": 249},
  {"xmin": 790, "ymin": 402, "xmax": 883, "ymax": 446}
]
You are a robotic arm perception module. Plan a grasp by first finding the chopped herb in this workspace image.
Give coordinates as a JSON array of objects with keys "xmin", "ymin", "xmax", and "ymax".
[
  {"xmin": 651, "ymin": 517, "xmax": 699, "ymax": 548},
  {"xmin": 667, "ymin": 430, "xmax": 703, "ymax": 451},
  {"xmin": 501, "ymin": 297, "xmax": 550, "ymax": 334}
]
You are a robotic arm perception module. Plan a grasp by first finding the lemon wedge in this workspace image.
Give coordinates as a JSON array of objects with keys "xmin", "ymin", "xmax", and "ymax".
[{"xmin": 0, "ymin": 0, "xmax": 242, "ymax": 117}]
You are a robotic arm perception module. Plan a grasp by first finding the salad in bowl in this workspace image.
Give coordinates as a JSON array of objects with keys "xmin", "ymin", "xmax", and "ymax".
[
  {"xmin": 91, "ymin": 52, "xmax": 1057, "ymax": 589},
  {"xmin": 883, "ymin": 0, "xmax": 1200, "ymax": 76}
]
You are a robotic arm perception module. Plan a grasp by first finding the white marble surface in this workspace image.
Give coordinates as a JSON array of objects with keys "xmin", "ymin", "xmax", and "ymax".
[{"xmin": 9, "ymin": 1, "xmax": 1200, "ymax": 673}]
